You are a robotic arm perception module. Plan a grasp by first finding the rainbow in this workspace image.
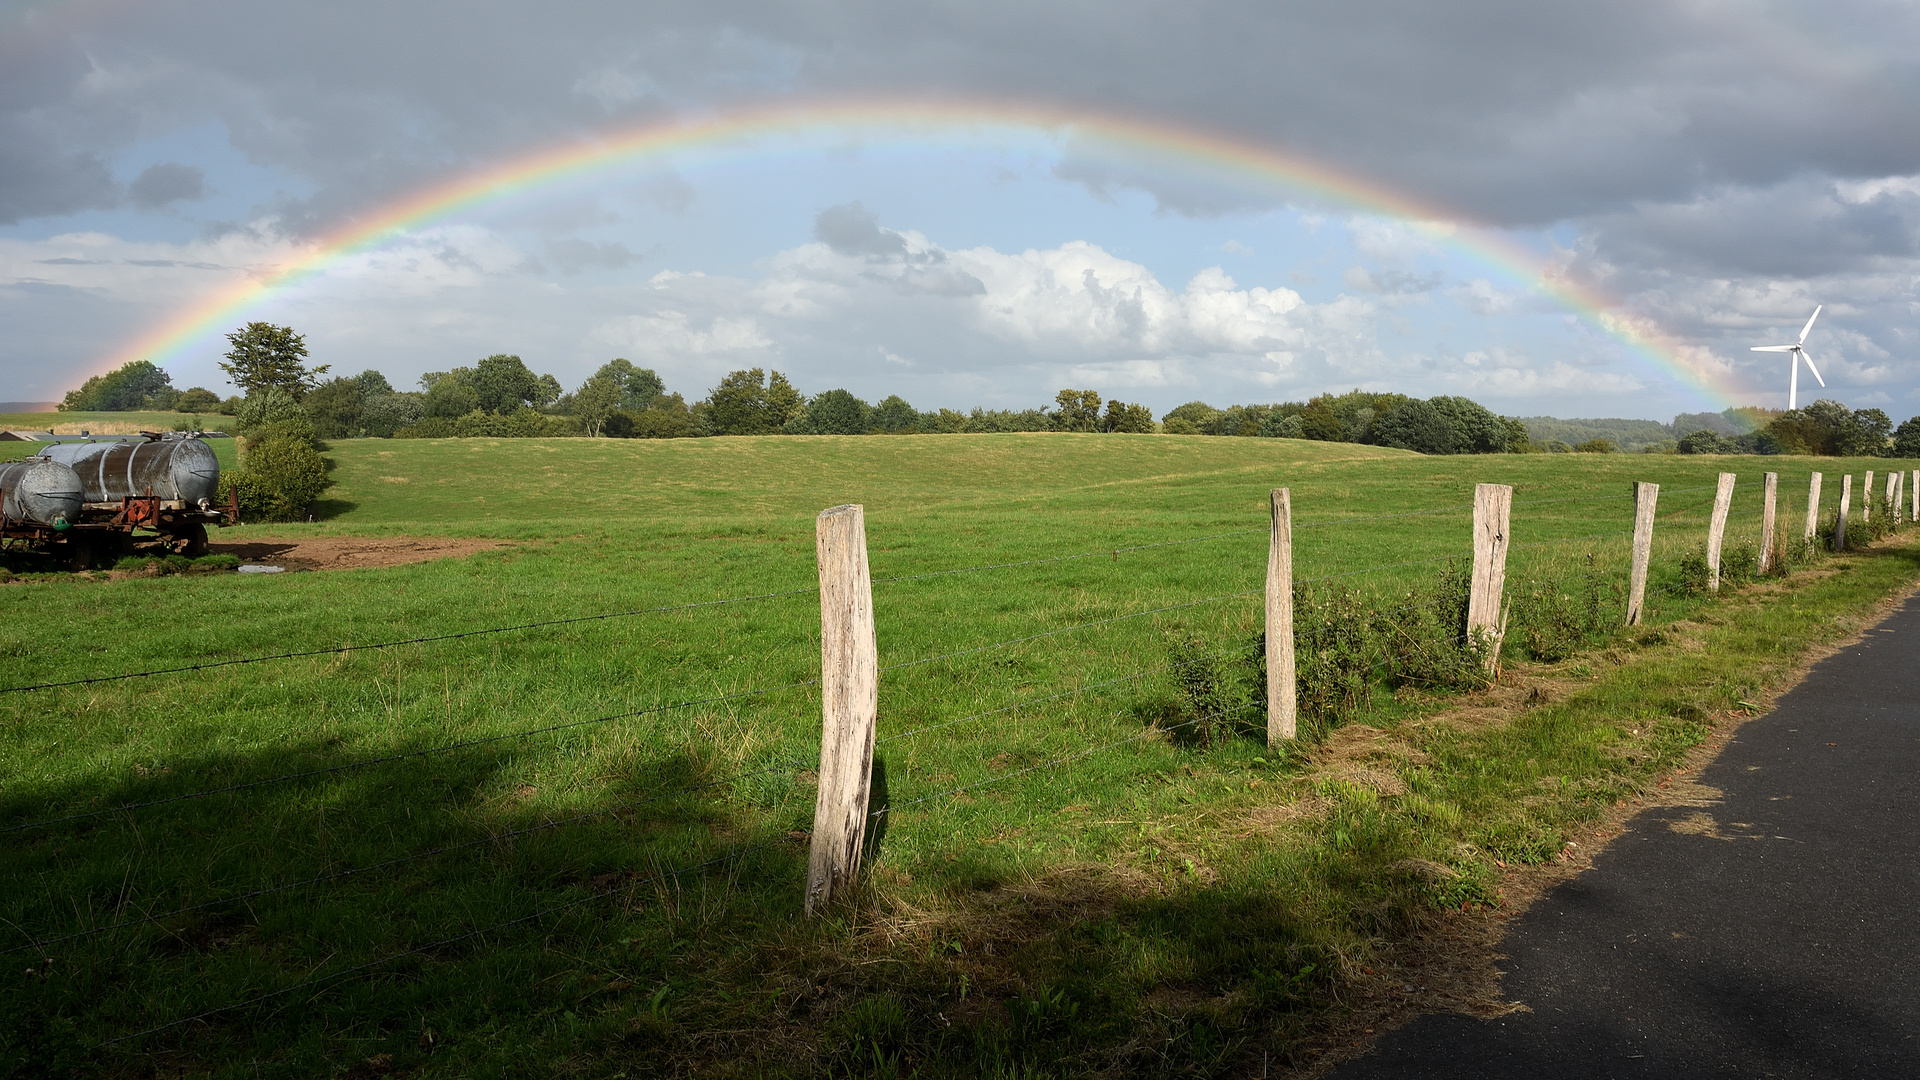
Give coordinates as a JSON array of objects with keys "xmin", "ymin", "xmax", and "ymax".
[{"xmin": 98, "ymin": 97, "xmax": 1730, "ymax": 403}]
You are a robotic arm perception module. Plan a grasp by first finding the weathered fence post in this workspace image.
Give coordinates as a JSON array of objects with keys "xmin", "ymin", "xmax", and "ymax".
[
  {"xmin": 1863, "ymin": 471, "xmax": 1874, "ymax": 523},
  {"xmin": 1706, "ymin": 472, "xmax": 1736, "ymax": 593},
  {"xmin": 1468, "ymin": 483, "xmax": 1512, "ymax": 672},
  {"xmin": 1805, "ymin": 473, "xmax": 1823, "ymax": 544},
  {"xmin": 1266, "ymin": 488, "xmax": 1296, "ymax": 746},
  {"xmin": 1759, "ymin": 472, "xmax": 1778, "ymax": 574},
  {"xmin": 1911, "ymin": 470, "xmax": 1917, "ymax": 523},
  {"xmin": 1892, "ymin": 472, "xmax": 1904, "ymax": 526},
  {"xmin": 1626, "ymin": 481, "xmax": 1659, "ymax": 625},
  {"xmin": 807, "ymin": 504, "xmax": 878, "ymax": 917},
  {"xmin": 1835, "ymin": 475, "xmax": 1853, "ymax": 552}
]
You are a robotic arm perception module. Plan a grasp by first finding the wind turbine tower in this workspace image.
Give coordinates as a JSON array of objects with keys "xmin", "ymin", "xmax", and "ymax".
[{"xmin": 1751, "ymin": 306, "xmax": 1825, "ymax": 410}]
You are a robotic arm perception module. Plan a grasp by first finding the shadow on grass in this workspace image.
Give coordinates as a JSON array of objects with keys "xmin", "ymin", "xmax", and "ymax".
[{"xmin": 0, "ymin": 729, "xmax": 815, "ymax": 1072}]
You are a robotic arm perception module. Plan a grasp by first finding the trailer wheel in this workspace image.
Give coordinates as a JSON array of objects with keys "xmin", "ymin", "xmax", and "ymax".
[{"xmin": 172, "ymin": 523, "xmax": 210, "ymax": 557}]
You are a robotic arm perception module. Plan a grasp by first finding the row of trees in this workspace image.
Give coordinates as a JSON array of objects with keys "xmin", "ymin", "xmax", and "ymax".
[
  {"xmin": 59, "ymin": 324, "xmax": 1920, "ymax": 458},
  {"xmin": 1670, "ymin": 400, "xmax": 1917, "ymax": 458}
]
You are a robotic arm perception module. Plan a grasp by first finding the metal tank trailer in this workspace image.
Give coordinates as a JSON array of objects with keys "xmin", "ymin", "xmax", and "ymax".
[
  {"xmin": 24, "ymin": 433, "xmax": 238, "ymax": 561},
  {"xmin": 0, "ymin": 458, "xmax": 85, "ymax": 551}
]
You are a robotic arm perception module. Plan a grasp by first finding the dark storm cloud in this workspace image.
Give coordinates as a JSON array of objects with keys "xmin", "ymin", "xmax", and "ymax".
[
  {"xmin": 5, "ymin": 0, "xmax": 1915, "ymax": 235},
  {"xmin": 814, "ymin": 201, "xmax": 907, "ymax": 258},
  {"xmin": 127, "ymin": 163, "xmax": 205, "ymax": 208}
]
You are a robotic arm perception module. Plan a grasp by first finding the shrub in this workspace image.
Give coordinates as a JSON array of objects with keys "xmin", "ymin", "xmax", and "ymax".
[
  {"xmin": 1162, "ymin": 628, "xmax": 1249, "ymax": 747},
  {"xmin": 1510, "ymin": 557, "xmax": 1618, "ymax": 661},
  {"xmin": 231, "ymin": 436, "xmax": 328, "ymax": 522},
  {"xmin": 1674, "ymin": 546, "xmax": 1714, "ymax": 595},
  {"xmin": 1373, "ymin": 563, "xmax": 1489, "ymax": 691},
  {"xmin": 1293, "ymin": 584, "xmax": 1376, "ymax": 726},
  {"xmin": 235, "ymin": 387, "xmax": 305, "ymax": 434}
]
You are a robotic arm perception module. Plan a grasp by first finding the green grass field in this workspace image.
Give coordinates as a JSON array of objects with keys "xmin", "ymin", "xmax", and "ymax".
[{"xmin": 3, "ymin": 434, "xmax": 1916, "ymax": 1078}]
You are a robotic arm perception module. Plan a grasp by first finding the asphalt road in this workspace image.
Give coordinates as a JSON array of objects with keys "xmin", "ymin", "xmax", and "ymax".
[{"xmin": 1327, "ymin": 597, "xmax": 1920, "ymax": 1079}]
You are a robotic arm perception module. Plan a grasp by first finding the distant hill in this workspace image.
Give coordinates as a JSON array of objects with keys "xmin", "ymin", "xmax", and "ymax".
[
  {"xmin": 1519, "ymin": 416, "xmax": 1675, "ymax": 452},
  {"xmin": 0, "ymin": 402, "xmax": 57, "ymax": 413}
]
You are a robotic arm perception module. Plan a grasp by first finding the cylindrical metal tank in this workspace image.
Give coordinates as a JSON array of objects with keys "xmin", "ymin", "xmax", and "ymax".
[
  {"xmin": 0, "ymin": 458, "xmax": 83, "ymax": 528},
  {"xmin": 40, "ymin": 436, "xmax": 222, "ymax": 507}
]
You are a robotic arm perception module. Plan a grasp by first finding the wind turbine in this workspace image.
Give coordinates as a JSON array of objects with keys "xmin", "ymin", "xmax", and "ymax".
[{"xmin": 1751, "ymin": 306, "xmax": 1825, "ymax": 410}]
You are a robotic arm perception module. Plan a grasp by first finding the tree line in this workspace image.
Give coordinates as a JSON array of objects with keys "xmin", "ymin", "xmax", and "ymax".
[{"xmin": 57, "ymin": 322, "xmax": 1920, "ymax": 458}]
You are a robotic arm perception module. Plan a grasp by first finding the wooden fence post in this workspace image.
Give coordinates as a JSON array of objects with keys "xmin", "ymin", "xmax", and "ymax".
[
  {"xmin": 1835, "ymin": 475, "xmax": 1853, "ymax": 552},
  {"xmin": 1468, "ymin": 483, "xmax": 1512, "ymax": 672},
  {"xmin": 1863, "ymin": 471, "xmax": 1874, "ymax": 523},
  {"xmin": 1892, "ymin": 472, "xmax": 1904, "ymax": 526},
  {"xmin": 1266, "ymin": 488, "xmax": 1296, "ymax": 746},
  {"xmin": 1626, "ymin": 481, "xmax": 1659, "ymax": 625},
  {"xmin": 1911, "ymin": 470, "xmax": 1917, "ymax": 523},
  {"xmin": 807, "ymin": 504, "xmax": 878, "ymax": 917},
  {"xmin": 1759, "ymin": 472, "xmax": 1778, "ymax": 574},
  {"xmin": 1706, "ymin": 472, "xmax": 1736, "ymax": 593},
  {"xmin": 1805, "ymin": 473, "xmax": 1823, "ymax": 544}
]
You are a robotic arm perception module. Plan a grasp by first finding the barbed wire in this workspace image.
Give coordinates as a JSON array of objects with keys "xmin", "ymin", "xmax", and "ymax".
[
  {"xmin": 874, "ymin": 526, "xmax": 1266, "ymax": 584},
  {"xmin": 0, "ymin": 676, "xmax": 819, "ymax": 836},
  {"xmin": 92, "ymin": 833, "xmax": 794, "ymax": 1050},
  {"xmin": 874, "ymin": 706, "xmax": 1246, "ymax": 822}
]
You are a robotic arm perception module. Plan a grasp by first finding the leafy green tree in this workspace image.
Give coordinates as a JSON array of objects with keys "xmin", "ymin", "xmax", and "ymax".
[
  {"xmin": 1849, "ymin": 408, "xmax": 1893, "ymax": 456},
  {"xmin": 361, "ymin": 393, "xmax": 424, "ymax": 438},
  {"xmin": 176, "ymin": 387, "xmax": 222, "ymax": 411},
  {"xmin": 1051, "ymin": 389, "xmax": 1103, "ymax": 432},
  {"xmin": 235, "ymin": 387, "xmax": 305, "ymax": 434},
  {"xmin": 352, "ymin": 370, "xmax": 394, "ymax": 396},
  {"xmin": 471, "ymin": 354, "xmax": 543, "ymax": 414},
  {"xmin": 1573, "ymin": 438, "xmax": 1617, "ymax": 453},
  {"xmin": 571, "ymin": 374, "xmax": 624, "ymax": 436},
  {"xmin": 631, "ymin": 395, "xmax": 696, "ymax": 438},
  {"xmin": 302, "ymin": 377, "xmax": 364, "ymax": 439},
  {"xmin": 703, "ymin": 369, "xmax": 805, "ymax": 435},
  {"xmin": 791, "ymin": 389, "xmax": 873, "ymax": 434},
  {"xmin": 219, "ymin": 322, "xmax": 327, "ymax": 400},
  {"xmin": 1427, "ymin": 396, "xmax": 1510, "ymax": 454},
  {"xmin": 1372, "ymin": 400, "xmax": 1455, "ymax": 454},
  {"xmin": 1677, "ymin": 429, "xmax": 1737, "ymax": 454},
  {"xmin": 1892, "ymin": 416, "xmax": 1920, "ymax": 458},
  {"xmin": 1162, "ymin": 401, "xmax": 1221, "ymax": 433},
  {"xmin": 871, "ymin": 395, "xmax": 922, "ymax": 434},
  {"xmin": 58, "ymin": 360, "xmax": 175, "ymax": 411},
  {"xmin": 535, "ymin": 374, "xmax": 564, "ymax": 409},
  {"xmin": 1257, "ymin": 412, "xmax": 1305, "ymax": 438},
  {"xmin": 592, "ymin": 359, "xmax": 666, "ymax": 411},
  {"xmin": 1766, "ymin": 400, "xmax": 1880, "ymax": 456},
  {"xmin": 421, "ymin": 371, "xmax": 481, "ymax": 418},
  {"xmin": 1102, "ymin": 399, "xmax": 1154, "ymax": 433}
]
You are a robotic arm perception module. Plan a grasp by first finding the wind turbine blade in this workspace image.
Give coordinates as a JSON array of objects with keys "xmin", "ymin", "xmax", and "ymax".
[
  {"xmin": 1799, "ymin": 305, "xmax": 1822, "ymax": 343},
  {"xmin": 1801, "ymin": 351, "xmax": 1826, "ymax": 387},
  {"xmin": 1751, "ymin": 345, "xmax": 1795, "ymax": 352}
]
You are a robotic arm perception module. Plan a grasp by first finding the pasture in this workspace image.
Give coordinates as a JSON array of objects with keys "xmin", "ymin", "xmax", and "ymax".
[{"xmin": 3, "ymin": 433, "xmax": 1916, "ymax": 1077}]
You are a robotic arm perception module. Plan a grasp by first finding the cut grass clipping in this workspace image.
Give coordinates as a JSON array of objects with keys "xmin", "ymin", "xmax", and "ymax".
[{"xmin": 1, "ymin": 434, "xmax": 1915, "ymax": 1077}]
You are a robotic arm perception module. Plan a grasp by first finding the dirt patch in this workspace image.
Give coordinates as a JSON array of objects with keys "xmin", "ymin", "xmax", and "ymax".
[{"xmin": 208, "ymin": 536, "xmax": 505, "ymax": 571}]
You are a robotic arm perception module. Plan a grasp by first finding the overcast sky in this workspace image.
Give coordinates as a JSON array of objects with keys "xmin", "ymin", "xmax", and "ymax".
[{"xmin": 4, "ymin": 0, "xmax": 1918, "ymax": 421}]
